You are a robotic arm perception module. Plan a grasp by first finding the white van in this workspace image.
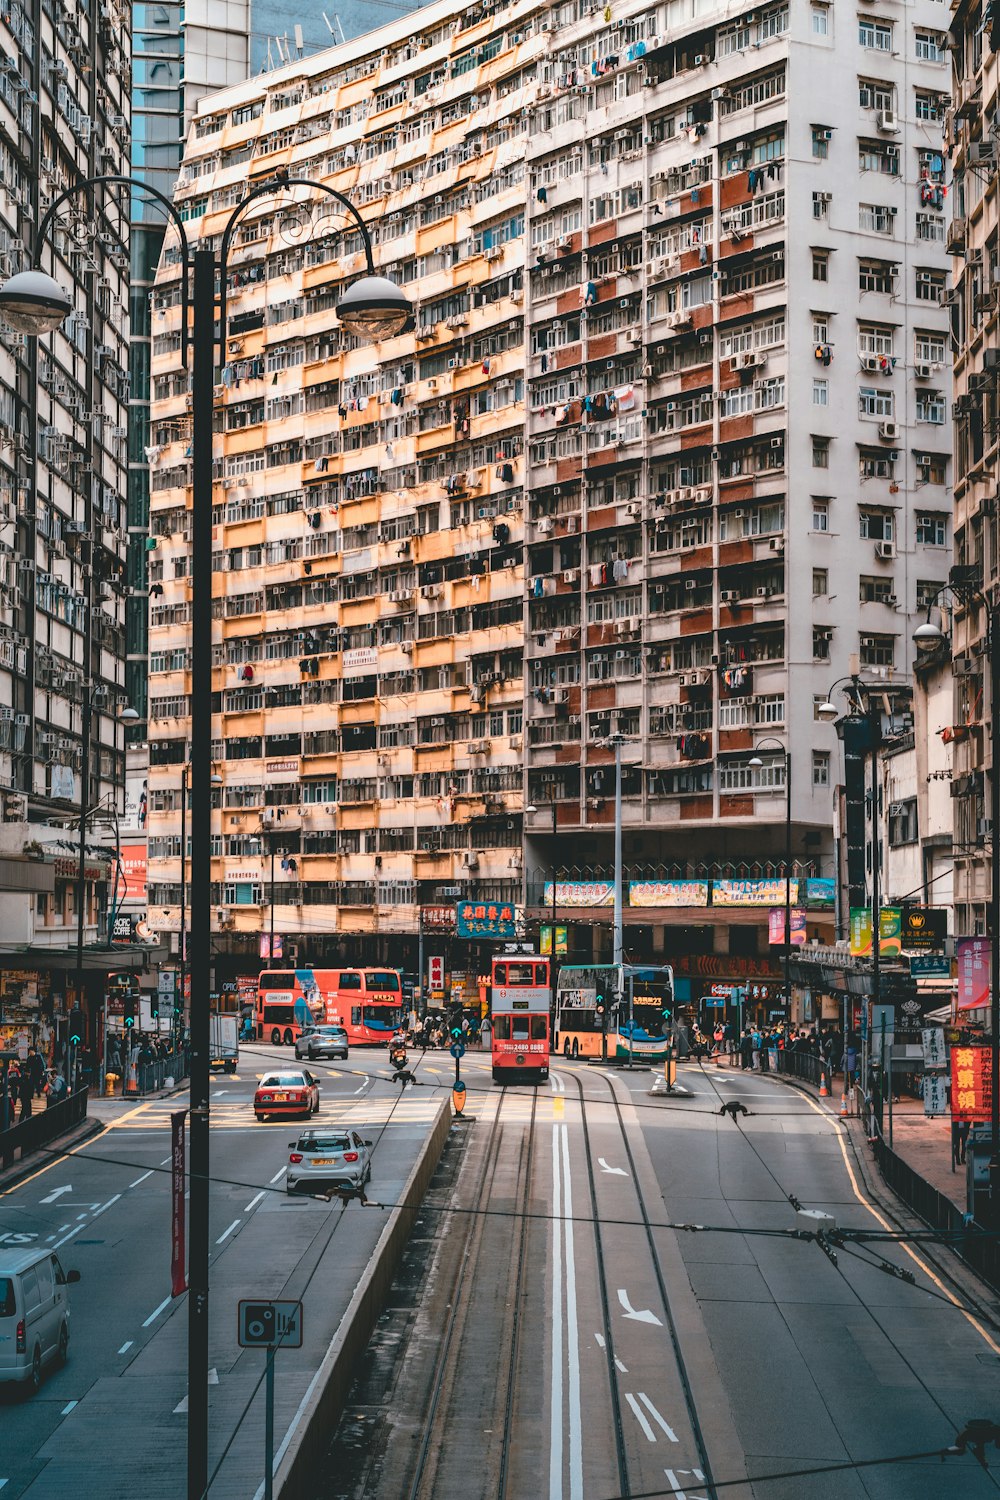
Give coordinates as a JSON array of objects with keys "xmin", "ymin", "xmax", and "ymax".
[{"xmin": 0, "ymin": 1247, "xmax": 80, "ymax": 1393}]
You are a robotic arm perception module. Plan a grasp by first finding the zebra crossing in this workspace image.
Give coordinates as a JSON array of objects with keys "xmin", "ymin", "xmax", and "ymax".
[{"xmin": 105, "ymin": 1091, "xmax": 447, "ymax": 1133}]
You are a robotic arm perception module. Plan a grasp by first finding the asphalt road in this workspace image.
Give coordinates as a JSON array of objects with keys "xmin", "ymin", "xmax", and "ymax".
[
  {"xmin": 321, "ymin": 1050, "xmax": 1000, "ymax": 1500},
  {"xmin": 0, "ymin": 1042, "xmax": 447, "ymax": 1497}
]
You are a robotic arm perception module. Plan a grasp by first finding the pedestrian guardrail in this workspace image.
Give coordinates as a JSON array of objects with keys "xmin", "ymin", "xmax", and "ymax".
[
  {"xmin": 776, "ymin": 1049, "xmax": 827, "ymax": 1087},
  {"xmin": 0, "ymin": 1086, "xmax": 89, "ymax": 1171}
]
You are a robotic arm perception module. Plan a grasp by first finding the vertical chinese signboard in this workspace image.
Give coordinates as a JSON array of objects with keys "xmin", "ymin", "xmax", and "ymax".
[
  {"xmin": 957, "ymin": 937, "xmax": 991, "ymax": 1011},
  {"xmin": 950, "ymin": 1046, "xmax": 993, "ymax": 1122}
]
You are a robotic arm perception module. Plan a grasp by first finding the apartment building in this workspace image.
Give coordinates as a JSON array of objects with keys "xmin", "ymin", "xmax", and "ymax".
[
  {"xmin": 945, "ymin": 0, "xmax": 998, "ymax": 939},
  {"xmin": 146, "ymin": 0, "xmax": 953, "ymax": 1005},
  {"xmin": 0, "ymin": 0, "xmax": 133, "ymax": 1052}
]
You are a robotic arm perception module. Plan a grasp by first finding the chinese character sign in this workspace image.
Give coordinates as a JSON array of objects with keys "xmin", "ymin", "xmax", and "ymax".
[
  {"xmin": 957, "ymin": 937, "xmax": 991, "ymax": 1011},
  {"xmin": 455, "ymin": 901, "xmax": 518, "ymax": 940},
  {"xmin": 849, "ymin": 908, "xmax": 872, "ymax": 956},
  {"xmin": 924, "ymin": 1074, "xmax": 949, "ymax": 1117},
  {"xmin": 768, "ymin": 908, "xmax": 806, "ymax": 946},
  {"xmin": 950, "ymin": 1046, "xmax": 993, "ymax": 1122}
]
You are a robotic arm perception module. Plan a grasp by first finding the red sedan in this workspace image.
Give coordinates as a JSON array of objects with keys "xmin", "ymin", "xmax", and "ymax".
[{"xmin": 254, "ymin": 1069, "xmax": 320, "ymax": 1122}]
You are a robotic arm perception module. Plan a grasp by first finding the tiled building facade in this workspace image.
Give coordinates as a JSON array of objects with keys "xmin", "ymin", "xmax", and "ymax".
[{"xmin": 146, "ymin": 0, "xmax": 954, "ymax": 1004}]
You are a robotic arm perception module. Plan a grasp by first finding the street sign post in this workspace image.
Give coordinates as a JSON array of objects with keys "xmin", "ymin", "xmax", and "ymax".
[{"xmin": 238, "ymin": 1301, "xmax": 303, "ymax": 1500}]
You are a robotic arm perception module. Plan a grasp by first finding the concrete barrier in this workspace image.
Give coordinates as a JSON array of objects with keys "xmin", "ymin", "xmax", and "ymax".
[{"xmin": 270, "ymin": 1094, "xmax": 454, "ymax": 1499}]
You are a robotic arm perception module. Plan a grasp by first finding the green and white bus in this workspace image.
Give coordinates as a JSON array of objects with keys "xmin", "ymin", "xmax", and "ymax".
[{"xmin": 553, "ymin": 964, "xmax": 674, "ymax": 1062}]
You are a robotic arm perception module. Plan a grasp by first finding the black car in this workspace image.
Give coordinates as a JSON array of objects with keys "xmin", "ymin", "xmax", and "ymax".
[{"xmin": 295, "ymin": 1025, "xmax": 350, "ymax": 1061}]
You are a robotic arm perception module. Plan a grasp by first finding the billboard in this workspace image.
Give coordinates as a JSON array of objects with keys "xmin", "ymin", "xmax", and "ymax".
[
  {"xmin": 951, "ymin": 1046, "xmax": 993, "ymax": 1122},
  {"xmin": 957, "ymin": 937, "xmax": 991, "ymax": 1011},
  {"xmin": 120, "ymin": 844, "xmax": 147, "ymax": 903},
  {"xmin": 768, "ymin": 908, "xmax": 806, "ymax": 946},
  {"xmin": 712, "ymin": 878, "xmax": 798, "ymax": 907},
  {"xmin": 629, "ymin": 880, "xmax": 709, "ymax": 907}
]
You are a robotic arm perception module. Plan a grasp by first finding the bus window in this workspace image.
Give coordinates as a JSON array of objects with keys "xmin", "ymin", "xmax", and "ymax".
[
  {"xmin": 494, "ymin": 964, "xmax": 507, "ymax": 986},
  {"xmin": 504, "ymin": 963, "xmax": 535, "ymax": 986},
  {"xmin": 512, "ymin": 1016, "xmax": 529, "ymax": 1040},
  {"xmin": 260, "ymin": 971, "xmax": 296, "ymax": 988},
  {"xmin": 340, "ymin": 973, "xmax": 362, "ymax": 990},
  {"xmin": 365, "ymin": 970, "xmax": 399, "ymax": 991},
  {"xmin": 493, "ymin": 1015, "xmax": 510, "ymax": 1040},
  {"xmin": 530, "ymin": 1016, "xmax": 546, "ymax": 1040},
  {"xmin": 351, "ymin": 1006, "xmax": 362, "ymax": 1026},
  {"xmin": 535, "ymin": 965, "xmax": 547, "ymax": 986}
]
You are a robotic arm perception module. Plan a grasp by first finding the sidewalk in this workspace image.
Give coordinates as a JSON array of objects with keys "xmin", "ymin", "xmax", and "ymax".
[{"xmin": 879, "ymin": 1095, "xmax": 965, "ymax": 1213}]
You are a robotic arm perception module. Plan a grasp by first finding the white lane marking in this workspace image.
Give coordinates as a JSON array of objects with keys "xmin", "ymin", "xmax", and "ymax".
[
  {"xmin": 594, "ymin": 1332, "xmax": 605, "ymax": 1348},
  {"xmin": 128, "ymin": 1171, "xmax": 154, "ymax": 1189},
  {"xmin": 143, "ymin": 1294, "xmax": 173, "ymax": 1328},
  {"xmin": 550, "ymin": 1072, "xmax": 565, "ymax": 1094},
  {"xmin": 94, "ymin": 1194, "xmax": 121, "ymax": 1218},
  {"xmin": 118, "ymin": 1341, "xmax": 133, "ymax": 1354},
  {"xmin": 618, "ymin": 1288, "xmax": 663, "ymax": 1326},
  {"xmin": 560, "ymin": 1124, "xmax": 583, "ymax": 1500},
  {"xmin": 52, "ymin": 1224, "xmax": 84, "ymax": 1251},
  {"xmin": 549, "ymin": 1126, "xmax": 564, "ymax": 1500},
  {"xmin": 0, "ymin": 1479, "xmax": 9, "ymax": 1489},
  {"xmin": 40, "ymin": 1185, "xmax": 72, "ymax": 1204},
  {"xmin": 638, "ymin": 1393, "xmax": 678, "ymax": 1442},
  {"xmin": 160, "ymin": 1158, "xmax": 171, "ymax": 1166},
  {"xmin": 615, "ymin": 1358, "xmax": 628, "ymax": 1373},
  {"xmin": 208, "ymin": 1367, "xmax": 219, "ymax": 1384},
  {"xmin": 173, "ymin": 1395, "xmax": 188, "ymax": 1414},
  {"xmin": 216, "ymin": 1218, "xmax": 241, "ymax": 1244},
  {"xmin": 212, "ymin": 1091, "xmax": 228, "ymax": 1098},
  {"xmin": 663, "ymin": 1468, "xmax": 707, "ymax": 1499},
  {"xmin": 625, "ymin": 1393, "xmax": 657, "ymax": 1442},
  {"xmin": 269, "ymin": 1166, "xmax": 286, "ymax": 1184},
  {"xmin": 598, "ymin": 1158, "xmax": 627, "ymax": 1176},
  {"xmin": 61, "ymin": 1400, "xmax": 78, "ymax": 1415},
  {"xmin": 353, "ymin": 1081, "xmax": 368, "ymax": 1094},
  {"xmin": 245, "ymin": 1191, "xmax": 266, "ymax": 1213}
]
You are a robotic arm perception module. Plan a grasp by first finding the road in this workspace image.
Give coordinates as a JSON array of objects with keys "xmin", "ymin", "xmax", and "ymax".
[
  {"xmin": 0, "ymin": 1041, "xmax": 446, "ymax": 1498},
  {"xmin": 321, "ymin": 1050, "xmax": 1000, "ymax": 1500}
]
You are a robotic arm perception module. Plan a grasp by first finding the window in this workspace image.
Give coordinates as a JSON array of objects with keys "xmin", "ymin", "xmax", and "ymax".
[
  {"xmin": 812, "ymin": 315, "xmax": 830, "ymax": 343},
  {"xmin": 860, "ymin": 510, "xmax": 893, "ymax": 541},
  {"xmin": 915, "ymin": 390, "xmax": 946, "ymax": 424},
  {"xmin": 859, "ymin": 574, "xmax": 895, "ymax": 603},
  {"xmin": 858, "ymin": 323, "xmax": 894, "ymax": 357},
  {"xmin": 859, "ymin": 18, "xmax": 892, "ymax": 51},
  {"xmin": 813, "ymin": 568, "xmax": 828, "ymax": 595},
  {"xmin": 914, "ymin": 331, "xmax": 946, "ymax": 364},
  {"xmin": 916, "ymin": 512, "xmax": 948, "ymax": 545},
  {"xmin": 812, "ymin": 498, "xmax": 830, "ymax": 531},
  {"xmin": 859, "ymin": 140, "xmax": 899, "ymax": 175},
  {"xmin": 889, "ymin": 797, "xmax": 918, "ymax": 845},
  {"xmin": 859, "ymin": 386, "xmax": 894, "ymax": 419},
  {"xmin": 917, "ymin": 579, "xmax": 944, "ymax": 609},
  {"xmin": 860, "ymin": 634, "xmax": 895, "ymax": 668},
  {"xmin": 859, "ymin": 203, "xmax": 896, "ymax": 235},
  {"xmin": 859, "ymin": 79, "xmax": 893, "ymax": 112},
  {"xmin": 812, "ymin": 438, "xmax": 830, "ymax": 469},
  {"xmin": 812, "ymin": 752, "xmax": 831, "ymax": 788},
  {"xmin": 811, "ymin": 128, "xmax": 831, "ymax": 160},
  {"xmin": 812, "ymin": 191, "xmax": 829, "ymax": 220},
  {"xmin": 812, "ymin": 251, "xmax": 829, "ymax": 281},
  {"xmin": 915, "ymin": 91, "xmax": 944, "ymax": 122},
  {"xmin": 811, "ymin": 3, "xmax": 829, "ymax": 36},
  {"xmin": 914, "ymin": 31, "xmax": 943, "ymax": 63},
  {"xmin": 917, "ymin": 454, "xmax": 947, "ymax": 484},
  {"xmin": 915, "ymin": 268, "xmax": 946, "ymax": 302},
  {"xmin": 812, "ymin": 379, "xmax": 829, "ymax": 406},
  {"xmin": 813, "ymin": 627, "xmax": 832, "ymax": 660},
  {"xmin": 916, "ymin": 212, "xmax": 945, "ymax": 243},
  {"xmin": 859, "ymin": 259, "xmax": 895, "ymax": 294}
]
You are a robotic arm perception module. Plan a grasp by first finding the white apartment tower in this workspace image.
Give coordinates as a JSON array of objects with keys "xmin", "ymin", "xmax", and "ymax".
[{"xmin": 146, "ymin": 0, "xmax": 952, "ymax": 1005}]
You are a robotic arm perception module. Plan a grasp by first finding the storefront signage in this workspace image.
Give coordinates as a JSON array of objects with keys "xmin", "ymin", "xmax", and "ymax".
[
  {"xmin": 265, "ymin": 760, "xmax": 299, "ymax": 775},
  {"xmin": 421, "ymin": 905, "xmax": 457, "ymax": 932},
  {"xmin": 900, "ymin": 907, "xmax": 947, "ymax": 952},
  {"xmin": 455, "ymin": 900, "xmax": 517, "ymax": 939},
  {"xmin": 768, "ymin": 908, "xmax": 806, "ymax": 946},
  {"xmin": 629, "ymin": 880, "xmax": 709, "ymax": 907},
  {"xmin": 909, "ymin": 954, "xmax": 951, "ymax": 978},
  {"xmin": 540, "ymin": 924, "xmax": 568, "ymax": 956},
  {"xmin": 112, "ymin": 914, "xmax": 137, "ymax": 944},
  {"xmin": 53, "ymin": 857, "xmax": 105, "ymax": 882},
  {"xmin": 120, "ymin": 844, "xmax": 147, "ymax": 903},
  {"xmin": 712, "ymin": 878, "xmax": 799, "ymax": 907},
  {"xmin": 849, "ymin": 907, "xmax": 902, "ymax": 957},
  {"xmin": 957, "ymin": 937, "xmax": 991, "ymax": 1011},
  {"xmin": 343, "ymin": 647, "xmax": 377, "ymax": 671},
  {"xmin": 950, "ymin": 1045, "xmax": 993, "ymax": 1122},
  {"xmin": 804, "ymin": 878, "xmax": 836, "ymax": 908},
  {"xmin": 544, "ymin": 880, "xmax": 613, "ymax": 908}
]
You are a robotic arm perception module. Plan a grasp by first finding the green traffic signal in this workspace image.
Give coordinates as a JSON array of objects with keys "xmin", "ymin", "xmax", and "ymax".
[{"xmin": 662, "ymin": 1008, "xmax": 672, "ymax": 1020}]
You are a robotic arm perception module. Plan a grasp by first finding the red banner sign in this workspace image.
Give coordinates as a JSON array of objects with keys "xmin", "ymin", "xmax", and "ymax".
[
  {"xmin": 171, "ymin": 1110, "xmax": 187, "ymax": 1296},
  {"xmin": 950, "ymin": 1046, "xmax": 993, "ymax": 1123}
]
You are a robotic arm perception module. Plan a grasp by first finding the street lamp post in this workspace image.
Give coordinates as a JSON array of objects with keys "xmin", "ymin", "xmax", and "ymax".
[
  {"xmin": 915, "ymin": 589, "xmax": 1000, "ymax": 1220},
  {"xmin": 179, "ymin": 764, "xmax": 188, "ymax": 1050},
  {"xmin": 609, "ymin": 733, "xmax": 624, "ymax": 972},
  {"xmin": 0, "ymin": 175, "xmax": 412, "ymax": 1500},
  {"xmin": 747, "ymin": 740, "xmax": 792, "ymax": 1023},
  {"xmin": 526, "ymin": 795, "xmax": 559, "ymax": 1013}
]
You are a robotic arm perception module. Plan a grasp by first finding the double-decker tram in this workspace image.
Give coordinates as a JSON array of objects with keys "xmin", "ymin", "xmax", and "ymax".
[{"xmin": 490, "ymin": 954, "xmax": 550, "ymax": 1083}]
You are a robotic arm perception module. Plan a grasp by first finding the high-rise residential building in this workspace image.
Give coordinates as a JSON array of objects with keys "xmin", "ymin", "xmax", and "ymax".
[
  {"xmin": 0, "ymin": 0, "xmax": 133, "ymax": 1055},
  {"xmin": 942, "ymin": 1, "xmax": 995, "ymax": 938},
  {"xmin": 147, "ymin": 0, "xmax": 953, "ymax": 1014}
]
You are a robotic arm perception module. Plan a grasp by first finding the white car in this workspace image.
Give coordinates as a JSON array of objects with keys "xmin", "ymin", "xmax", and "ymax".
[
  {"xmin": 0, "ymin": 1248, "xmax": 80, "ymax": 1392},
  {"xmin": 286, "ymin": 1128, "xmax": 372, "ymax": 1195}
]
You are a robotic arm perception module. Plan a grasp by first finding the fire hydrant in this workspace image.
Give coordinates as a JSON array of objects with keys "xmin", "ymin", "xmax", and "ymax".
[{"xmin": 105, "ymin": 1071, "xmax": 120, "ymax": 1097}]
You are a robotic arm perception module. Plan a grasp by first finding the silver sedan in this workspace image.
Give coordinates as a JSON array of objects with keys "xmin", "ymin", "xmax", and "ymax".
[{"xmin": 286, "ymin": 1128, "xmax": 372, "ymax": 1196}]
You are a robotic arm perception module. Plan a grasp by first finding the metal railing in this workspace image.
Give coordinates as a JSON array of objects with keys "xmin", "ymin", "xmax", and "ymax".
[
  {"xmin": 776, "ymin": 1049, "xmax": 828, "ymax": 1087},
  {"xmin": 136, "ymin": 1048, "xmax": 189, "ymax": 1095},
  {"xmin": 0, "ymin": 1087, "xmax": 89, "ymax": 1171},
  {"xmin": 872, "ymin": 1133, "xmax": 1000, "ymax": 1296}
]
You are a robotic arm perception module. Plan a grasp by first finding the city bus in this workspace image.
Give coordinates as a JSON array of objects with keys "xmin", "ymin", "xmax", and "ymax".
[
  {"xmin": 255, "ymin": 968, "xmax": 404, "ymax": 1046},
  {"xmin": 490, "ymin": 954, "xmax": 550, "ymax": 1083},
  {"xmin": 553, "ymin": 964, "xmax": 674, "ymax": 1062}
]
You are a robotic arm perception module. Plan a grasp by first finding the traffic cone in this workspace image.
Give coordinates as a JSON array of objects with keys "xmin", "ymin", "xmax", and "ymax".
[
  {"xmin": 819, "ymin": 1067, "xmax": 829, "ymax": 1097},
  {"xmin": 125, "ymin": 1059, "xmax": 139, "ymax": 1096},
  {"xmin": 840, "ymin": 1091, "xmax": 850, "ymax": 1118}
]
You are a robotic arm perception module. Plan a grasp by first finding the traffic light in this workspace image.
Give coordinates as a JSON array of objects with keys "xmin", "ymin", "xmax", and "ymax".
[
  {"xmin": 661, "ymin": 1007, "xmax": 672, "ymax": 1022},
  {"xmin": 150, "ymin": 992, "xmax": 159, "ymax": 1021},
  {"xmin": 124, "ymin": 994, "xmax": 136, "ymax": 1028},
  {"xmin": 68, "ymin": 1008, "xmax": 84, "ymax": 1047},
  {"xmin": 449, "ymin": 1010, "xmax": 463, "ymax": 1041}
]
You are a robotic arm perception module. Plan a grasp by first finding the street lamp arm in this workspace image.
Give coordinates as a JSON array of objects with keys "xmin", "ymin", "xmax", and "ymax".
[
  {"xmin": 217, "ymin": 176, "xmax": 377, "ymax": 350},
  {"xmin": 33, "ymin": 174, "xmax": 192, "ymax": 365}
]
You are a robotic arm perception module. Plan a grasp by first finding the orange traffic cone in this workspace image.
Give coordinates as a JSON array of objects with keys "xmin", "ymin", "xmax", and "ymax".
[
  {"xmin": 840, "ymin": 1091, "xmax": 850, "ymax": 1118},
  {"xmin": 819, "ymin": 1067, "xmax": 829, "ymax": 1097},
  {"xmin": 124, "ymin": 1059, "xmax": 139, "ymax": 1096}
]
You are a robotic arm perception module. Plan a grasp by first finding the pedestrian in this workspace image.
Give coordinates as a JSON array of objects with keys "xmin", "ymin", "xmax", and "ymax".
[
  {"xmin": 751, "ymin": 1028, "xmax": 762, "ymax": 1072},
  {"xmin": 26, "ymin": 1047, "xmax": 47, "ymax": 1098},
  {"xmin": 713, "ymin": 1022, "xmax": 725, "ymax": 1066},
  {"xmin": 17, "ymin": 1066, "xmax": 33, "ymax": 1121},
  {"xmin": 739, "ymin": 1029, "xmax": 752, "ymax": 1071},
  {"xmin": 45, "ymin": 1070, "xmax": 68, "ymax": 1107}
]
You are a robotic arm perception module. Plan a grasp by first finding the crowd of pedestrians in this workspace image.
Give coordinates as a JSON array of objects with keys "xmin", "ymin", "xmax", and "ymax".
[
  {"xmin": 4, "ymin": 1046, "xmax": 69, "ymax": 1123},
  {"xmin": 676, "ymin": 1019, "xmax": 852, "ymax": 1078}
]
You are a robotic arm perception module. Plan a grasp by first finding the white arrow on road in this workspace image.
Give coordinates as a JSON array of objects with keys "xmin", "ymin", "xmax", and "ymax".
[
  {"xmin": 40, "ymin": 1185, "xmax": 72, "ymax": 1205},
  {"xmin": 598, "ymin": 1158, "xmax": 628, "ymax": 1176},
  {"xmin": 617, "ymin": 1289, "xmax": 663, "ymax": 1325}
]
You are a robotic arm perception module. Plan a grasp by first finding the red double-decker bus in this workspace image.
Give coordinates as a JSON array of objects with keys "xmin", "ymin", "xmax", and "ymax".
[
  {"xmin": 490, "ymin": 955, "xmax": 550, "ymax": 1084},
  {"xmin": 255, "ymin": 968, "xmax": 403, "ymax": 1046}
]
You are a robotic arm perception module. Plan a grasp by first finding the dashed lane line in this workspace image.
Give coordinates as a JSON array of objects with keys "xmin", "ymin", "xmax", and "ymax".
[
  {"xmin": 142, "ymin": 1295, "xmax": 172, "ymax": 1328},
  {"xmin": 216, "ymin": 1219, "xmax": 241, "ymax": 1244}
]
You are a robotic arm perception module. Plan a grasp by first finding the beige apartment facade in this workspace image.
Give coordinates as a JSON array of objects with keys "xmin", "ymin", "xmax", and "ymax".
[{"xmin": 147, "ymin": 0, "xmax": 953, "ymax": 1009}]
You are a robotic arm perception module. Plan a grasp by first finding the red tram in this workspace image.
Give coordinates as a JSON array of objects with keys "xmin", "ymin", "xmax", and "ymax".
[{"xmin": 490, "ymin": 954, "xmax": 550, "ymax": 1084}]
